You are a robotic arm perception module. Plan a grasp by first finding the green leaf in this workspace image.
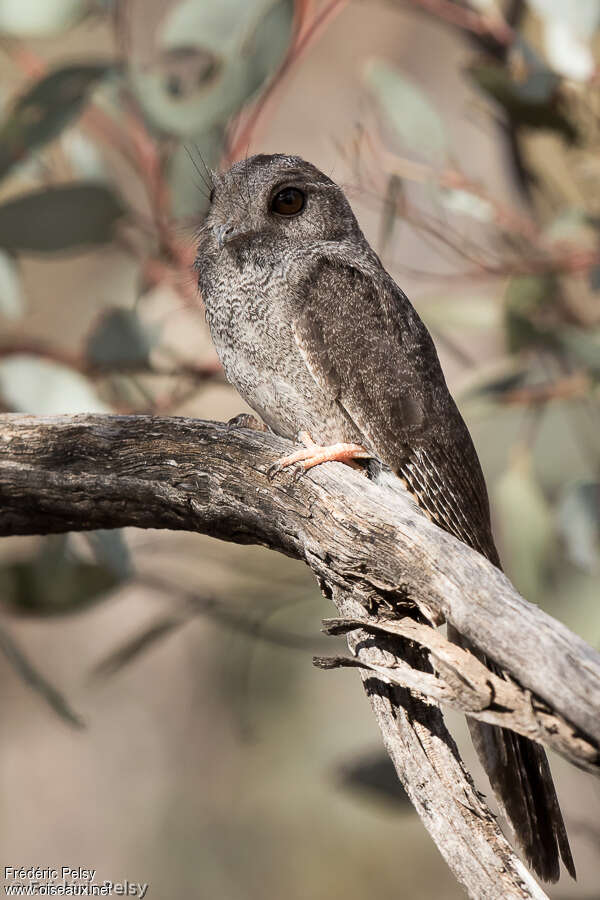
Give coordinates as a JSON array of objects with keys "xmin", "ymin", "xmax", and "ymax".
[
  {"xmin": 86, "ymin": 308, "xmax": 160, "ymax": 368},
  {"xmin": 337, "ymin": 751, "xmax": 411, "ymax": 808},
  {"xmin": 0, "ymin": 63, "xmax": 112, "ymax": 183},
  {"xmin": 0, "ymin": 183, "xmax": 124, "ymax": 253},
  {"xmin": 240, "ymin": 0, "xmax": 295, "ymax": 95},
  {"xmin": 127, "ymin": 0, "xmax": 294, "ymax": 137},
  {"xmin": 503, "ymin": 274, "xmax": 557, "ymax": 353},
  {"xmin": 0, "ymin": 355, "xmax": 110, "ymax": 414},
  {"xmin": 494, "ymin": 451, "xmax": 556, "ymax": 601},
  {"xmin": 468, "ymin": 39, "xmax": 578, "ymax": 142},
  {"xmin": 364, "ymin": 59, "xmax": 448, "ymax": 166},
  {"xmin": 510, "ymin": 37, "xmax": 559, "ymax": 103},
  {"xmin": 557, "ymin": 480, "xmax": 600, "ymax": 572},
  {"xmin": 588, "ymin": 264, "xmax": 600, "ymax": 292},
  {"xmin": 557, "ymin": 327, "xmax": 600, "ymax": 377},
  {"xmin": 85, "ymin": 530, "xmax": 132, "ymax": 579},
  {"xmin": 0, "ymin": 249, "xmax": 23, "ymax": 319},
  {"xmin": 0, "ymin": 535, "xmax": 120, "ymax": 617},
  {"xmin": 0, "ymin": 0, "xmax": 87, "ymax": 36}
]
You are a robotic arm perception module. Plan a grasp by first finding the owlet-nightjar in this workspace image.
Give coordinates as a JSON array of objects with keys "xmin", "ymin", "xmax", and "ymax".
[{"xmin": 195, "ymin": 153, "xmax": 574, "ymax": 883}]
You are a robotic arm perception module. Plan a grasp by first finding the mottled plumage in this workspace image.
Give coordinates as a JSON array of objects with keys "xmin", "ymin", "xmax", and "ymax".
[{"xmin": 195, "ymin": 153, "xmax": 574, "ymax": 882}]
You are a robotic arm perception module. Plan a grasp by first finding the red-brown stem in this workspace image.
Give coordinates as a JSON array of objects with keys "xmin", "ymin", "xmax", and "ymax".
[{"xmin": 225, "ymin": 0, "xmax": 350, "ymax": 163}]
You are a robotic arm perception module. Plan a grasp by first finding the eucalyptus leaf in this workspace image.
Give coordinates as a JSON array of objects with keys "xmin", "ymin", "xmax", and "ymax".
[
  {"xmin": 128, "ymin": 0, "xmax": 294, "ymax": 137},
  {"xmin": 86, "ymin": 308, "xmax": 161, "ymax": 368},
  {"xmin": 589, "ymin": 264, "xmax": 600, "ymax": 292},
  {"xmin": 508, "ymin": 37, "xmax": 559, "ymax": 103},
  {"xmin": 0, "ymin": 535, "xmax": 120, "ymax": 617},
  {"xmin": 0, "ymin": 0, "xmax": 87, "ymax": 36},
  {"xmin": 0, "ymin": 249, "xmax": 23, "ymax": 319},
  {"xmin": 557, "ymin": 481, "xmax": 600, "ymax": 572},
  {"xmin": 0, "ymin": 355, "xmax": 110, "ymax": 414},
  {"xmin": 364, "ymin": 60, "xmax": 448, "ymax": 166},
  {"xmin": 494, "ymin": 451, "xmax": 556, "ymax": 601},
  {"xmin": 468, "ymin": 41, "xmax": 578, "ymax": 142},
  {"xmin": 337, "ymin": 751, "xmax": 411, "ymax": 808},
  {"xmin": 557, "ymin": 327, "xmax": 600, "ymax": 377},
  {"xmin": 504, "ymin": 275, "xmax": 556, "ymax": 353},
  {"xmin": 0, "ymin": 183, "xmax": 124, "ymax": 253},
  {"xmin": 85, "ymin": 530, "xmax": 132, "ymax": 579},
  {"xmin": 0, "ymin": 63, "xmax": 112, "ymax": 184}
]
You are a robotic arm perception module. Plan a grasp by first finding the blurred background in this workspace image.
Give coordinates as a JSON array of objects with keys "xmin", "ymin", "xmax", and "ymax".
[{"xmin": 0, "ymin": 1, "xmax": 599, "ymax": 897}]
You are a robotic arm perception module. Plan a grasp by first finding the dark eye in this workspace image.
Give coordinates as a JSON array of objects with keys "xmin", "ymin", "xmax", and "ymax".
[
  {"xmin": 209, "ymin": 187, "xmax": 215, "ymax": 204},
  {"xmin": 270, "ymin": 187, "xmax": 305, "ymax": 217}
]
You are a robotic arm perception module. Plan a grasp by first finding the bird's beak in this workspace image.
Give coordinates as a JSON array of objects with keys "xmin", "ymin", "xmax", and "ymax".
[{"xmin": 213, "ymin": 222, "xmax": 240, "ymax": 250}]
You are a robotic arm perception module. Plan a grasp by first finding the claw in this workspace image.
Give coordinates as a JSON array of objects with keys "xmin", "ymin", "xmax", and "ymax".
[
  {"xmin": 266, "ymin": 461, "xmax": 282, "ymax": 481},
  {"xmin": 268, "ymin": 431, "xmax": 371, "ymax": 479}
]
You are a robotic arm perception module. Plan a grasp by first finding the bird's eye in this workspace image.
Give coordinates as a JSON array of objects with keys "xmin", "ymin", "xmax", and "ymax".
[
  {"xmin": 209, "ymin": 187, "xmax": 215, "ymax": 204},
  {"xmin": 270, "ymin": 187, "xmax": 305, "ymax": 217}
]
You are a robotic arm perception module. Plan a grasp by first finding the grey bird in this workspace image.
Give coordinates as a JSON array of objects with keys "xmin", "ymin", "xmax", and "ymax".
[{"xmin": 195, "ymin": 152, "xmax": 575, "ymax": 883}]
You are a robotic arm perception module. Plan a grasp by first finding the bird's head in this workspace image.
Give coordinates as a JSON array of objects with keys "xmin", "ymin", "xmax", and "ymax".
[{"xmin": 197, "ymin": 153, "xmax": 362, "ymax": 265}]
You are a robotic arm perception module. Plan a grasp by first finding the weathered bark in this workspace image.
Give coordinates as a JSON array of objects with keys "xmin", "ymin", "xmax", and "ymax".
[{"xmin": 1, "ymin": 413, "xmax": 599, "ymax": 898}]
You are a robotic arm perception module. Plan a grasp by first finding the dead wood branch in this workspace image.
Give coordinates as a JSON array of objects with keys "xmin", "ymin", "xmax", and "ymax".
[
  {"xmin": 318, "ymin": 616, "xmax": 598, "ymax": 774},
  {"xmin": 1, "ymin": 412, "xmax": 599, "ymax": 898}
]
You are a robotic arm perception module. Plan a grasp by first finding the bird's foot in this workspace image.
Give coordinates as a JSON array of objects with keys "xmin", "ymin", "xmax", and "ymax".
[{"xmin": 267, "ymin": 431, "xmax": 371, "ymax": 480}]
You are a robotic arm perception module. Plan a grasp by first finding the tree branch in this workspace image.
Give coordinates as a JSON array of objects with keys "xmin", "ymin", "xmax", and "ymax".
[{"xmin": 1, "ymin": 412, "xmax": 599, "ymax": 898}]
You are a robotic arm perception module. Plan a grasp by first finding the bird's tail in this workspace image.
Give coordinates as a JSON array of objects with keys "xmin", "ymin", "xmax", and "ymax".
[{"xmin": 449, "ymin": 627, "xmax": 575, "ymax": 883}]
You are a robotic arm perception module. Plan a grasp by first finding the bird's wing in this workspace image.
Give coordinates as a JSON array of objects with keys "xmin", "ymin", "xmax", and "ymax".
[
  {"xmin": 292, "ymin": 255, "xmax": 575, "ymax": 882},
  {"xmin": 291, "ymin": 256, "xmax": 435, "ymax": 461},
  {"xmin": 292, "ymin": 256, "xmax": 495, "ymax": 553}
]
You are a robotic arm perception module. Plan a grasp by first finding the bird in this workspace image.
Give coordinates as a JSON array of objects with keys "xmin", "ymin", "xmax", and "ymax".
[{"xmin": 195, "ymin": 152, "xmax": 575, "ymax": 883}]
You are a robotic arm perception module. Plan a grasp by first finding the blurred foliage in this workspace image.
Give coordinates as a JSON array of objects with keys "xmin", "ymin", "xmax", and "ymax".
[
  {"xmin": 0, "ymin": 354, "xmax": 109, "ymax": 412},
  {"xmin": 86, "ymin": 308, "xmax": 160, "ymax": 367},
  {"xmin": 0, "ymin": 249, "xmax": 23, "ymax": 318},
  {"xmin": 0, "ymin": 0, "xmax": 300, "ymax": 720},
  {"xmin": 0, "ymin": 3, "xmax": 599, "ymax": 893},
  {"xmin": 364, "ymin": 60, "xmax": 449, "ymax": 166},
  {"xmin": 0, "ymin": 63, "xmax": 112, "ymax": 182},
  {"xmin": 0, "ymin": 534, "xmax": 122, "ymax": 617},
  {"xmin": 0, "ymin": 183, "xmax": 124, "ymax": 251},
  {"xmin": 363, "ymin": 0, "xmax": 600, "ymax": 626},
  {"xmin": 0, "ymin": 0, "xmax": 596, "ymax": 700},
  {"xmin": 335, "ymin": 749, "xmax": 411, "ymax": 808},
  {"xmin": 0, "ymin": 0, "xmax": 89, "ymax": 37}
]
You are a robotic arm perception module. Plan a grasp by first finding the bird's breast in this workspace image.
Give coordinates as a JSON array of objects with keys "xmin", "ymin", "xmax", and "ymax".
[{"xmin": 201, "ymin": 259, "xmax": 358, "ymax": 444}]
